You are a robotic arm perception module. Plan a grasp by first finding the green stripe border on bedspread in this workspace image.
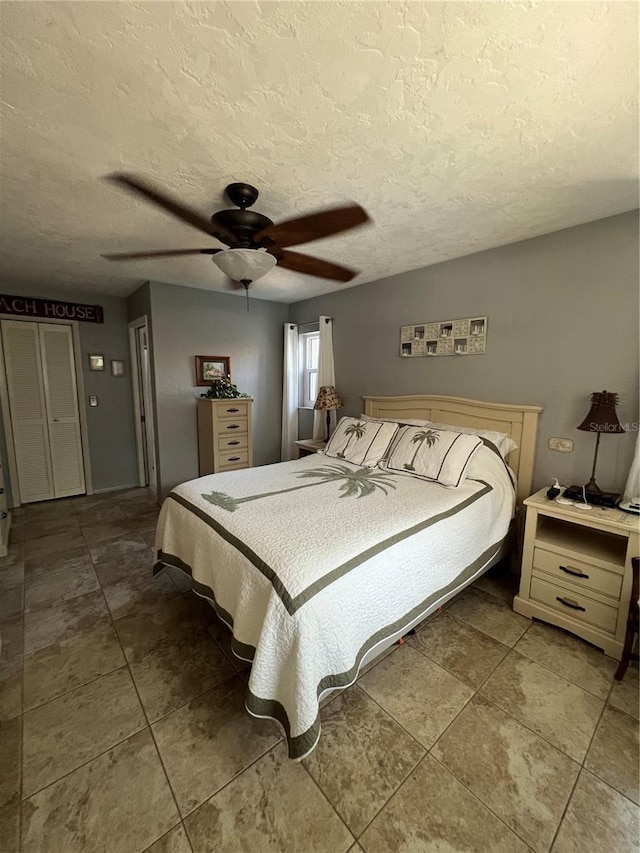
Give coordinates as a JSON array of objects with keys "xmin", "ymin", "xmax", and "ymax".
[
  {"xmin": 155, "ymin": 538, "xmax": 503, "ymax": 759},
  {"xmin": 163, "ymin": 480, "xmax": 493, "ymax": 615}
]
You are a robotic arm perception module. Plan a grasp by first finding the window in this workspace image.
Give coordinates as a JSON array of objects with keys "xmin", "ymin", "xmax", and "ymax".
[{"xmin": 299, "ymin": 330, "xmax": 319, "ymax": 408}]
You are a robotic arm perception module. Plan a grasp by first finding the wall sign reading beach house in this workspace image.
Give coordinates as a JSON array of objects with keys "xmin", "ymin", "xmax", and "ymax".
[
  {"xmin": 400, "ymin": 316, "xmax": 487, "ymax": 357},
  {"xmin": 0, "ymin": 294, "xmax": 104, "ymax": 324}
]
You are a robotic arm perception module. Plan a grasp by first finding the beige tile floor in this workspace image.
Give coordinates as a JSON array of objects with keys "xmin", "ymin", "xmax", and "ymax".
[{"xmin": 0, "ymin": 488, "xmax": 638, "ymax": 852}]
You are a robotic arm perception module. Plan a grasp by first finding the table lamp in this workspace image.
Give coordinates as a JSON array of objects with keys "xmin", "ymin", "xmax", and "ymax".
[
  {"xmin": 577, "ymin": 390, "xmax": 625, "ymax": 494},
  {"xmin": 314, "ymin": 385, "xmax": 343, "ymax": 440}
]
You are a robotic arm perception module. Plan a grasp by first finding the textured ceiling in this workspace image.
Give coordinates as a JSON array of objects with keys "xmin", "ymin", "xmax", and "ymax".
[{"xmin": 0, "ymin": 1, "xmax": 637, "ymax": 303}]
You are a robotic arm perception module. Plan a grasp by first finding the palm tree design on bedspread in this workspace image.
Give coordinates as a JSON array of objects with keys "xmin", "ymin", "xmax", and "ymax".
[
  {"xmin": 336, "ymin": 421, "xmax": 367, "ymax": 458},
  {"xmin": 404, "ymin": 429, "xmax": 439, "ymax": 471},
  {"xmin": 201, "ymin": 464, "xmax": 397, "ymax": 513}
]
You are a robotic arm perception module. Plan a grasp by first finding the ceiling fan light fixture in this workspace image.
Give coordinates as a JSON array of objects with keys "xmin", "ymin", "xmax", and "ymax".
[{"xmin": 211, "ymin": 247, "xmax": 277, "ymax": 283}]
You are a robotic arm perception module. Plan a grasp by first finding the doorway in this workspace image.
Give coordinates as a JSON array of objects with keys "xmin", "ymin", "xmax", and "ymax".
[{"xmin": 129, "ymin": 317, "xmax": 157, "ymax": 492}]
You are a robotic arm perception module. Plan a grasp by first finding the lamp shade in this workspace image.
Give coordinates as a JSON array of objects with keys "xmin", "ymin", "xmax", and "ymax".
[
  {"xmin": 314, "ymin": 385, "xmax": 343, "ymax": 411},
  {"xmin": 577, "ymin": 390, "xmax": 625, "ymax": 434},
  {"xmin": 211, "ymin": 248, "xmax": 277, "ymax": 283}
]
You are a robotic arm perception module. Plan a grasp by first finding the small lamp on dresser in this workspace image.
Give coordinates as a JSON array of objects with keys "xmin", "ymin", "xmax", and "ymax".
[
  {"xmin": 314, "ymin": 385, "xmax": 343, "ymax": 440},
  {"xmin": 577, "ymin": 390, "xmax": 625, "ymax": 494}
]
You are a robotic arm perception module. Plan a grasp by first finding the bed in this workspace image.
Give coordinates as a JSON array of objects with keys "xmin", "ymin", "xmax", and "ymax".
[{"xmin": 155, "ymin": 394, "xmax": 542, "ymax": 758}]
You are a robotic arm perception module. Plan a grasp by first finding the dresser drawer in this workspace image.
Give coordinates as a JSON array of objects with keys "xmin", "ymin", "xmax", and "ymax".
[
  {"xmin": 214, "ymin": 401, "xmax": 251, "ymax": 420},
  {"xmin": 218, "ymin": 449, "xmax": 249, "ymax": 470},
  {"xmin": 218, "ymin": 434, "xmax": 248, "ymax": 452},
  {"xmin": 215, "ymin": 418, "xmax": 248, "ymax": 435},
  {"xmin": 530, "ymin": 576, "xmax": 618, "ymax": 633},
  {"xmin": 532, "ymin": 547, "xmax": 622, "ymax": 600}
]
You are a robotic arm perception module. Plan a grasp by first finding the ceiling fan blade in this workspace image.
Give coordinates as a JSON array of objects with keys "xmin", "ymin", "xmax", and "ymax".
[
  {"xmin": 255, "ymin": 204, "xmax": 370, "ymax": 249},
  {"xmin": 275, "ymin": 250, "xmax": 357, "ymax": 282},
  {"xmin": 104, "ymin": 173, "xmax": 235, "ymax": 244},
  {"xmin": 102, "ymin": 248, "xmax": 221, "ymax": 260}
]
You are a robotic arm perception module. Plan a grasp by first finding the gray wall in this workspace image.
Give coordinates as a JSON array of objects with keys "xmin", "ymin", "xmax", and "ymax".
[
  {"xmin": 144, "ymin": 281, "xmax": 288, "ymax": 497},
  {"xmin": 290, "ymin": 211, "xmax": 639, "ymax": 493},
  {"xmin": 127, "ymin": 281, "xmax": 152, "ymax": 325},
  {"xmin": 0, "ymin": 284, "xmax": 139, "ymax": 498}
]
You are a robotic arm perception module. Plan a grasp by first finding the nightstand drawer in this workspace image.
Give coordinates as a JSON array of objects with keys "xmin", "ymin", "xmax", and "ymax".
[
  {"xmin": 218, "ymin": 449, "xmax": 249, "ymax": 469},
  {"xmin": 533, "ymin": 547, "xmax": 622, "ymax": 600},
  {"xmin": 215, "ymin": 418, "xmax": 248, "ymax": 435},
  {"xmin": 530, "ymin": 576, "xmax": 618, "ymax": 633},
  {"xmin": 214, "ymin": 401, "xmax": 251, "ymax": 420},
  {"xmin": 218, "ymin": 434, "xmax": 248, "ymax": 452}
]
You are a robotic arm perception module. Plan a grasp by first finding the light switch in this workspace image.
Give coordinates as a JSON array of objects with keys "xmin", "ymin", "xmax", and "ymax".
[
  {"xmin": 89, "ymin": 395, "xmax": 98, "ymax": 407},
  {"xmin": 548, "ymin": 437, "xmax": 573, "ymax": 452}
]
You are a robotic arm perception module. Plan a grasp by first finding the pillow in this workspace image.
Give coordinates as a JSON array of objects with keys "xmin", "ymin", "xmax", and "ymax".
[
  {"xmin": 324, "ymin": 417, "xmax": 398, "ymax": 467},
  {"xmin": 426, "ymin": 422, "xmax": 517, "ymax": 459},
  {"xmin": 360, "ymin": 414, "xmax": 517, "ymax": 458},
  {"xmin": 383, "ymin": 425, "xmax": 482, "ymax": 487}
]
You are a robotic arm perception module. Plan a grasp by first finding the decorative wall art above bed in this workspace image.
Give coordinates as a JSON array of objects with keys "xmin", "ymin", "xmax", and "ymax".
[{"xmin": 400, "ymin": 316, "xmax": 487, "ymax": 357}]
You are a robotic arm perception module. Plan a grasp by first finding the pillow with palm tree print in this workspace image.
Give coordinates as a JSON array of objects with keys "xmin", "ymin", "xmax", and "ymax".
[
  {"xmin": 383, "ymin": 425, "xmax": 482, "ymax": 487},
  {"xmin": 323, "ymin": 417, "xmax": 399, "ymax": 467}
]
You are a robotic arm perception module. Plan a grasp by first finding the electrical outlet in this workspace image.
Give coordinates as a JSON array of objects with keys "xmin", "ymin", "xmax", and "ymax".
[
  {"xmin": 89, "ymin": 395, "xmax": 98, "ymax": 407},
  {"xmin": 548, "ymin": 437, "xmax": 573, "ymax": 453}
]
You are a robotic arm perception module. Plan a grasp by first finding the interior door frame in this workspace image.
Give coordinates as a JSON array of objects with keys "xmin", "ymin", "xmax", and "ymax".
[
  {"xmin": 0, "ymin": 315, "xmax": 93, "ymax": 506},
  {"xmin": 128, "ymin": 315, "xmax": 157, "ymax": 493}
]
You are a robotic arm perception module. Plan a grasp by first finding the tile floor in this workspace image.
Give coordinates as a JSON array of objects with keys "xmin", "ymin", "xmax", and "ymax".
[{"xmin": 0, "ymin": 488, "xmax": 638, "ymax": 852}]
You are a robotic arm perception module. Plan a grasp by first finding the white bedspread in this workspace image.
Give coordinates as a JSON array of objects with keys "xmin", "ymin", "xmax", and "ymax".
[{"xmin": 155, "ymin": 444, "xmax": 515, "ymax": 757}]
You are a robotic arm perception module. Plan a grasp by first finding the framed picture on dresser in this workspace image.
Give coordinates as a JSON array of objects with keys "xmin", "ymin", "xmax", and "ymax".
[{"xmin": 195, "ymin": 355, "xmax": 231, "ymax": 386}]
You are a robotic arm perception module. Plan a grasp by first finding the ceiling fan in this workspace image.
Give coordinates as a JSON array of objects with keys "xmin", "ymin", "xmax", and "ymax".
[{"xmin": 102, "ymin": 174, "xmax": 370, "ymax": 305}]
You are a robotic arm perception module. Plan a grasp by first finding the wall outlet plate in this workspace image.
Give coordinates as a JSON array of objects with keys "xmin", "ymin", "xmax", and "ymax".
[
  {"xmin": 548, "ymin": 437, "xmax": 573, "ymax": 452},
  {"xmin": 89, "ymin": 395, "xmax": 98, "ymax": 407}
]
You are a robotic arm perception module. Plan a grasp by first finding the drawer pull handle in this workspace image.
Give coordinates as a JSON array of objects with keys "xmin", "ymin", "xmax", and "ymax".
[
  {"xmin": 559, "ymin": 565, "xmax": 589, "ymax": 579},
  {"xmin": 556, "ymin": 596, "xmax": 586, "ymax": 612},
  {"xmin": 226, "ymin": 408, "xmax": 240, "ymax": 413},
  {"xmin": 226, "ymin": 424, "xmax": 240, "ymax": 430},
  {"xmin": 228, "ymin": 456, "xmax": 240, "ymax": 462},
  {"xmin": 227, "ymin": 441, "xmax": 240, "ymax": 446},
  {"xmin": 1, "ymin": 511, "xmax": 7, "ymax": 520}
]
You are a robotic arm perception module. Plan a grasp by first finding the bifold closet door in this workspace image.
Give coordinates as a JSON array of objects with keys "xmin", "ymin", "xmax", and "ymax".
[
  {"xmin": 38, "ymin": 323, "xmax": 85, "ymax": 498},
  {"xmin": 2, "ymin": 320, "xmax": 85, "ymax": 502},
  {"xmin": 2, "ymin": 320, "xmax": 55, "ymax": 502}
]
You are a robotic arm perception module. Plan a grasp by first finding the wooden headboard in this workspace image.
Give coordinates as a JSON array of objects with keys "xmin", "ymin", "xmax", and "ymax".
[{"xmin": 362, "ymin": 394, "xmax": 543, "ymax": 503}]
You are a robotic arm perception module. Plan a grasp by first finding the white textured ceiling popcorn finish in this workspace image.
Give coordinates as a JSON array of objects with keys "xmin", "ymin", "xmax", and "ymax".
[{"xmin": 0, "ymin": 1, "xmax": 637, "ymax": 302}]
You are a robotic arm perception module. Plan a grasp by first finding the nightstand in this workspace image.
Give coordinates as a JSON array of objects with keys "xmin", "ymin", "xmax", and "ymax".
[
  {"xmin": 513, "ymin": 488, "xmax": 639, "ymax": 659},
  {"xmin": 294, "ymin": 439, "xmax": 326, "ymax": 458}
]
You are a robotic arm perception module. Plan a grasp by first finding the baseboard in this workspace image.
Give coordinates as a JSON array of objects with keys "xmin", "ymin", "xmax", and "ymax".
[{"xmin": 91, "ymin": 483, "xmax": 144, "ymax": 495}]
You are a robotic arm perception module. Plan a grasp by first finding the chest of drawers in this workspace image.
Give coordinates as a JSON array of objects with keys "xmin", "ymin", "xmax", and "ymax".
[
  {"xmin": 513, "ymin": 488, "xmax": 639, "ymax": 660},
  {"xmin": 197, "ymin": 398, "xmax": 253, "ymax": 475}
]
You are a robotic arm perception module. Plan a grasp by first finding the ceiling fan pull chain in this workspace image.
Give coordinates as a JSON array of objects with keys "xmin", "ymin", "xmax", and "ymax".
[{"xmin": 242, "ymin": 279, "xmax": 251, "ymax": 311}]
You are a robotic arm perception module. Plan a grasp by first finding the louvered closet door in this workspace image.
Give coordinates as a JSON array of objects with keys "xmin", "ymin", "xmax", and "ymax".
[
  {"xmin": 38, "ymin": 324, "xmax": 85, "ymax": 498},
  {"xmin": 1, "ymin": 320, "xmax": 55, "ymax": 502}
]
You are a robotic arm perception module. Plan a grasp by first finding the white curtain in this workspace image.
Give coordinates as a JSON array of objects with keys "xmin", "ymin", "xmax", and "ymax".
[
  {"xmin": 281, "ymin": 323, "xmax": 299, "ymax": 461},
  {"xmin": 313, "ymin": 316, "xmax": 337, "ymax": 440},
  {"xmin": 622, "ymin": 431, "xmax": 640, "ymax": 503}
]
